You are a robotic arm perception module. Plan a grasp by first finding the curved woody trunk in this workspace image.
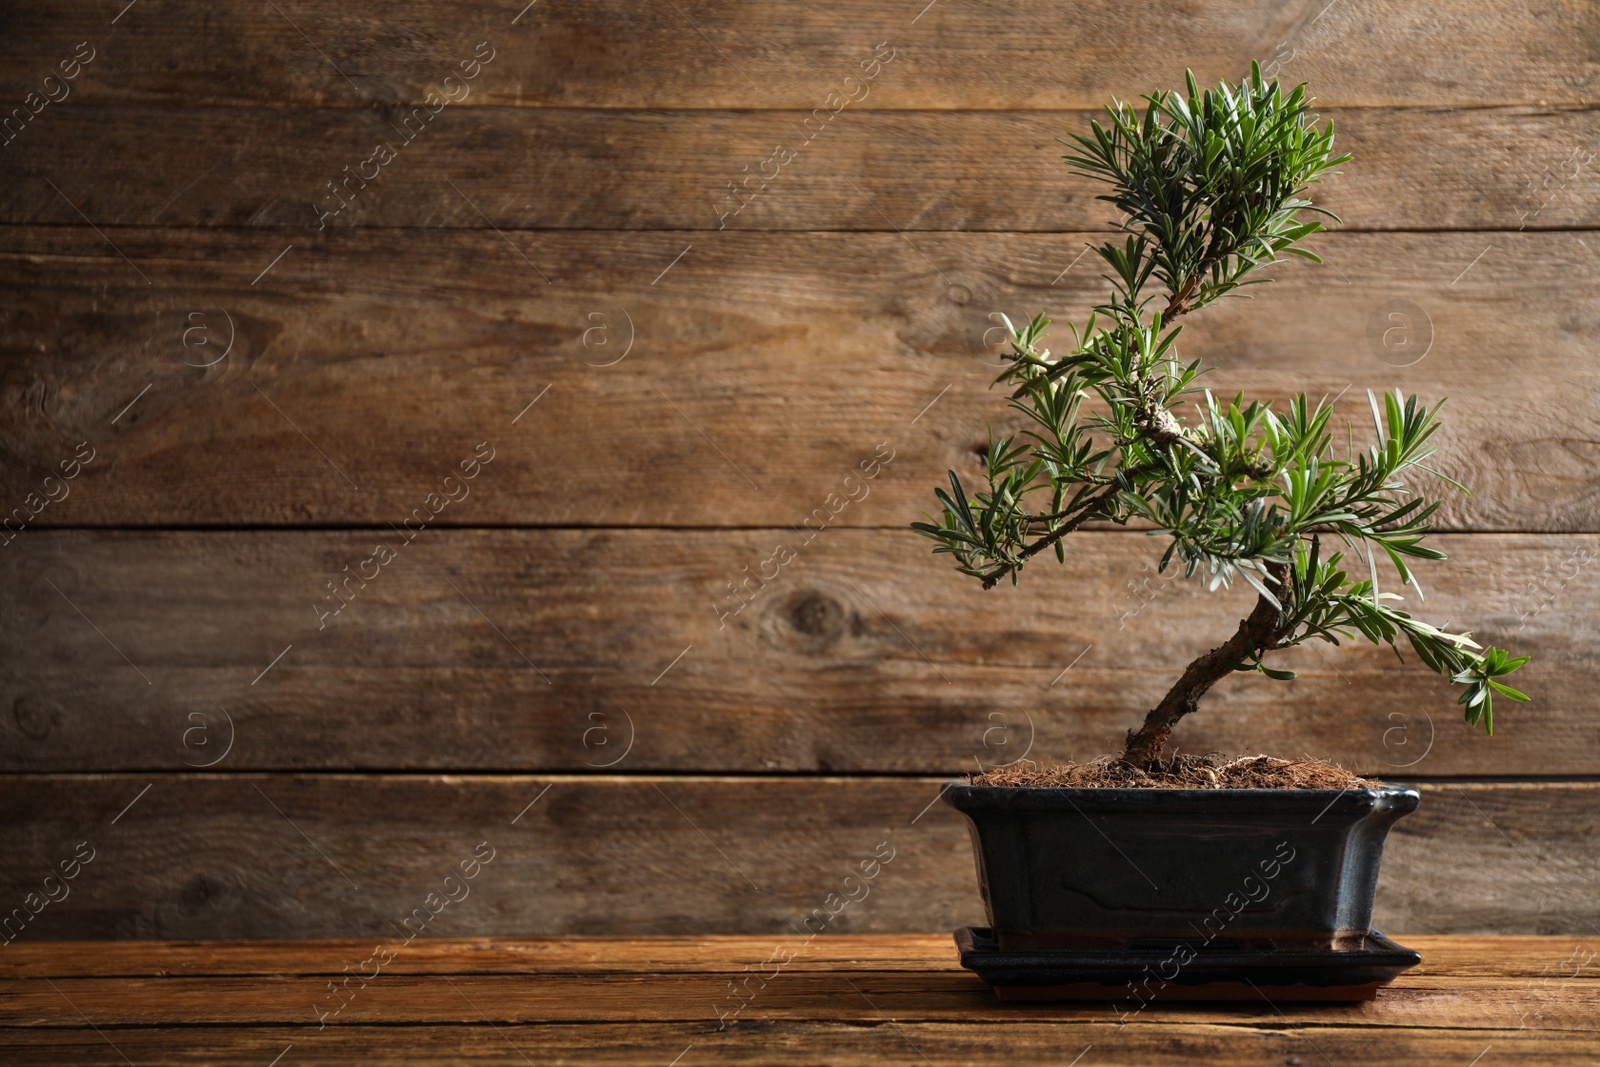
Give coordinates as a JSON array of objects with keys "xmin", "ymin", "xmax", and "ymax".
[{"xmin": 1120, "ymin": 565, "xmax": 1289, "ymax": 769}]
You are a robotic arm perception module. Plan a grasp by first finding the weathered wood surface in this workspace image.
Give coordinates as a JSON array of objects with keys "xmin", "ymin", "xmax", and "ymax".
[
  {"xmin": 3, "ymin": 229, "xmax": 1596, "ymax": 531},
  {"xmin": 5, "ymin": 106, "xmax": 1595, "ymax": 232},
  {"xmin": 6, "ymin": 972, "xmax": 1600, "ymax": 1028},
  {"xmin": 4, "ymin": 530, "xmax": 1593, "ymax": 774},
  {"xmin": 3, "ymin": 1, "xmax": 1597, "ymax": 108},
  {"xmin": 0, "ymin": 777, "xmax": 1594, "ymax": 939},
  {"xmin": 3, "ymin": 0, "xmax": 1597, "ymax": 960},
  {"xmin": 0, "ymin": 937, "xmax": 1595, "ymax": 1065},
  {"xmin": 2, "ymin": 933, "xmax": 1581, "ymax": 978},
  {"xmin": 0, "ymin": 1025, "xmax": 1595, "ymax": 1067}
]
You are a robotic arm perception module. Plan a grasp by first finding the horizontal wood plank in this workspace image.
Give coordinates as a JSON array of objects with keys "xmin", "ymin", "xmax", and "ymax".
[
  {"xmin": 4, "ymin": 972, "xmax": 1599, "ymax": 1029},
  {"xmin": 3, "ymin": 1, "xmax": 1596, "ymax": 108},
  {"xmin": 0, "ymin": 1023, "xmax": 1594, "ymax": 1067},
  {"xmin": 2, "ymin": 229, "xmax": 1596, "ymax": 531},
  {"xmin": 4, "ymin": 936, "xmax": 1596, "ymax": 1063},
  {"xmin": 6, "ymin": 106, "xmax": 1596, "ymax": 232},
  {"xmin": 3, "ymin": 530, "xmax": 1591, "ymax": 774},
  {"xmin": 0, "ymin": 777, "xmax": 1593, "ymax": 939},
  {"xmin": 0, "ymin": 934, "xmax": 1585, "ymax": 979}
]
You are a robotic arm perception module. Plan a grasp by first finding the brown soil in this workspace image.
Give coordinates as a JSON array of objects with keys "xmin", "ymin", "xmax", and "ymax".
[{"xmin": 971, "ymin": 753, "xmax": 1376, "ymax": 790}]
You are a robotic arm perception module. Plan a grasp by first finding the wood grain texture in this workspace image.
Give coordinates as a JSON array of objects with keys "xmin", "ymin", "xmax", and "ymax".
[
  {"xmin": 2, "ymin": 0, "xmax": 1597, "ymax": 108},
  {"xmin": 5, "ymin": 530, "xmax": 1594, "ymax": 774},
  {"xmin": 2, "ymin": 933, "xmax": 1582, "ymax": 978},
  {"xmin": 1, "ymin": 937, "xmax": 1596, "ymax": 1065},
  {"xmin": 5, "ymin": 973, "xmax": 1600, "ymax": 1028},
  {"xmin": 5, "ymin": 106, "xmax": 1596, "ymax": 232},
  {"xmin": 3, "ymin": 0, "xmax": 1598, "ymax": 966},
  {"xmin": 1, "ymin": 1024, "xmax": 1596, "ymax": 1067},
  {"xmin": 0, "ymin": 777, "xmax": 1594, "ymax": 939},
  {"xmin": 2, "ymin": 229, "xmax": 1596, "ymax": 531}
]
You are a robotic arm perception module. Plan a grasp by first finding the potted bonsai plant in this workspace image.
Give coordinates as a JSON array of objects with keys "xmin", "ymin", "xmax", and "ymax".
[{"xmin": 914, "ymin": 65, "xmax": 1529, "ymax": 1000}]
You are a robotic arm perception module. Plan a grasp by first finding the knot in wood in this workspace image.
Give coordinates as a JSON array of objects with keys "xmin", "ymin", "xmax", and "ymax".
[{"xmin": 787, "ymin": 590, "xmax": 846, "ymax": 641}]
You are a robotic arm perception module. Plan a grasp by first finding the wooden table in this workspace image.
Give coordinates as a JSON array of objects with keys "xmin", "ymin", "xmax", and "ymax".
[{"xmin": 1, "ymin": 936, "xmax": 1594, "ymax": 1064}]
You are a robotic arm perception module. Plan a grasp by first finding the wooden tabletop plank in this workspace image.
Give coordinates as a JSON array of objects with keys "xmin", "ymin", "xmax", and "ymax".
[
  {"xmin": 5, "ymin": 106, "xmax": 1594, "ymax": 232},
  {"xmin": 2, "ymin": 228, "xmax": 1595, "ymax": 531},
  {"xmin": 3, "ymin": 0, "xmax": 1595, "ymax": 108},
  {"xmin": 0, "ymin": 935, "xmax": 1588, "ymax": 979},
  {"xmin": 0, "ymin": 1023, "xmax": 1594, "ymax": 1067},
  {"xmin": 1, "ymin": 972, "xmax": 1595, "ymax": 1030}
]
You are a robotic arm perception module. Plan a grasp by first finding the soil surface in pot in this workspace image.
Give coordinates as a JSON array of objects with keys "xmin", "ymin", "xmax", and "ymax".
[{"xmin": 972, "ymin": 754, "xmax": 1374, "ymax": 790}]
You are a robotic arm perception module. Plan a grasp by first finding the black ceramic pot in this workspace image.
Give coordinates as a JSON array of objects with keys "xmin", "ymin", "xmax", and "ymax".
[{"xmin": 945, "ymin": 784, "xmax": 1419, "ymax": 952}]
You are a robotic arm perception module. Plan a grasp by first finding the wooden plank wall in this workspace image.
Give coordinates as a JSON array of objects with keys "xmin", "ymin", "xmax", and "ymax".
[{"xmin": 1, "ymin": 1, "xmax": 1597, "ymax": 939}]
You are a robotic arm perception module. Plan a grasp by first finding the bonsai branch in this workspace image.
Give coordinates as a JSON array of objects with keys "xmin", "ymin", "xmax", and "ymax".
[
  {"xmin": 1120, "ymin": 562, "xmax": 1289, "ymax": 769},
  {"xmin": 1161, "ymin": 216, "xmax": 1243, "ymax": 320},
  {"xmin": 1024, "ymin": 484, "xmax": 1122, "ymax": 527},
  {"xmin": 1133, "ymin": 393, "xmax": 1186, "ymax": 447},
  {"xmin": 1162, "ymin": 275, "xmax": 1202, "ymax": 320},
  {"xmin": 980, "ymin": 483, "xmax": 1121, "ymax": 590}
]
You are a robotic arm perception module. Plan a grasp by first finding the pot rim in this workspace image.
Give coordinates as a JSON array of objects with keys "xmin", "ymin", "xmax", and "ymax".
[{"xmin": 944, "ymin": 781, "xmax": 1420, "ymax": 814}]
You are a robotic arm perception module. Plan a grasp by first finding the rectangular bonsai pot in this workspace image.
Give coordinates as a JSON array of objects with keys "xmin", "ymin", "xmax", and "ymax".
[{"xmin": 945, "ymin": 783, "xmax": 1419, "ymax": 952}]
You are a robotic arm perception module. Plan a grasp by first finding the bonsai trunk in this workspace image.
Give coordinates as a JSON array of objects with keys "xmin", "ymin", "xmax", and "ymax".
[{"xmin": 1120, "ymin": 564, "xmax": 1289, "ymax": 769}]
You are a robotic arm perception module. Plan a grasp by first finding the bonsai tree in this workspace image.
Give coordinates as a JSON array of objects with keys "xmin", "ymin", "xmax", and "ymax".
[{"xmin": 915, "ymin": 65, "xmax": 1528, "ymax": 771}]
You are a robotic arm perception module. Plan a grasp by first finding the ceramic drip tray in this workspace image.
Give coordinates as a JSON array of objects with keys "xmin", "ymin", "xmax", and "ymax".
[{"xmin": 954, "ymin": 926, "xmax": 1420, "ymax": 1002}]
